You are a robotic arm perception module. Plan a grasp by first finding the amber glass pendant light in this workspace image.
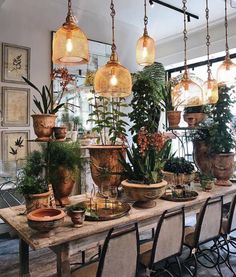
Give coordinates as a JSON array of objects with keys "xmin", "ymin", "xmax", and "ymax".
[
  {"xmin": 203, "ymin": 0, "xmax": 218, "ymax": 104},
  {"xmin": 53, "ymin": 0, "xmax": 89, "ymax": 66},
  {"xmin": 172, "ymin": 0, "xmax": 203, "ymax": 107},
  {"xmin": 94, "ymin": 0, "xmax": 132, "ymax": 97},
  {"xmin": 136, "ymin": 0, "xmax": 155, "ymax": 66},
  {"xmin": 217, "ymin": 0, "xmax": 236, "ymax": 85}
]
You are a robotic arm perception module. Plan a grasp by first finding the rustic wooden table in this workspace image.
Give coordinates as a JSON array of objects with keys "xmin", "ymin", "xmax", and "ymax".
[{"xmin": 0, "ymin": 184, "xmax": 236, "ymax": 277}]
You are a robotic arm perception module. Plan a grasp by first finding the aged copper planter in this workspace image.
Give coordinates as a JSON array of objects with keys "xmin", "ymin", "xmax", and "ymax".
[
  {"xmin": 193, "ymin": 140, "xmax": 212, "ymax": 176},
  {"xmin": 212, "ymin": 152, "xmax": 235, "ymax": 186},
  {"xmin": 183, "ymin": 112, "xmax": 205, "ymax": 127},
  {"xmin": 53, "ymin": 126, "xmax": 67, "ymax": 141},
  {"xmin": 32, "ymin": 114, "xmax": 57, "ymax": 141},
  {"xmin": 25, "ymin": 191, "xmax": 51, "ymax": 214},
  {"xmin": 87, "ymin": 145, "xmax": 126, "ymax": 192},
  {"xmin": 51, "ymin": 166, "xmax": 76, "ymax": 207},
  {"xmin": 167, "ymin": 111, "xmax": 181, "ymax": 128},
  {"xmin": 67, "ymin": 209, "xmax": 85, "ymax": 227},
  {"xmin": 121, "ymin": 179, "xmax": 167, "ymax": 209}
]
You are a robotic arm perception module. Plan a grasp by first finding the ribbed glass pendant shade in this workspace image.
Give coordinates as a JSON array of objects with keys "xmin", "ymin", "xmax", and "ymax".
[
  {"xmin": 217, "ymin": 57, "xmax": 236, "ymax": 86},
  {"xmin": 52, "ymin": 0, "xmax": 89, "ymax": 66},
  {"xmin": 136, "ymin": 34, "xmax": 155, "ymax": 66},
  {"xmin": 172, "ymin": 73, "xmax": 203, "ymax": 107},
  {"xmin": 94, "ymin": 57, "xmax": 132, "ymax": 98},
  {"xmin": 203, "ymin": 77, "xmax": 218, "ymax": 104}
]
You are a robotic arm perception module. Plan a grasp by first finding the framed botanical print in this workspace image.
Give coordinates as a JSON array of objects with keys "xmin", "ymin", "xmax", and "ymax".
[
  {"xmin": 2, "ymin": 43, "xmax": 30, "ymax": 84},
  {"xmin": 1, "ymin": 87, "xmax": 30, "ymax": 127},
  {"xmin": 1, "ymin": 130, "xmax": 30, "ymax": 161}
]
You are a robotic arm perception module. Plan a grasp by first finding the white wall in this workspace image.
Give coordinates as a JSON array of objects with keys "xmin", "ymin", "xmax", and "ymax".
[
  {"xmin": 0, "ymin": 0, "xmax": 140, "ymax": 145},
  {"xmin": 157, "ymin": 15, "xmax": 236, "ymax": 67}
]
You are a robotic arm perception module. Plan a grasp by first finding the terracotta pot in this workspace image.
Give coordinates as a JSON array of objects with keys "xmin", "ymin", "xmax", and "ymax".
[
  {"xmin": 167, "ymin": 111, "xmax": 181, "ymax": 128},
  {"xmin": 51, "ymin": 166, "xmax": 76, "ymax": 207},
  {"xmin": 32, "ymin": 114, "xmax": 57, "ymax": 141},
  {"xmin": 162, "ymin": 171, "xmax": 195, "ymax": 185},
  {"xmin": 121, "ymin": 179, "xmax": 167, "ymax": 209},
  {"xmin": 67, "ymin": 209, "xmax": 85, "ymax": 228},
  {"xmin": 88, "ymin": 145, "xmax": 126, "ymax": 192},
  {"xmin": 193, "ymin": 141, "xmax": 212, "ymax": 175},
  {"xmin": 25, "ymin": 191, "xmax": 51, "ymax": 214},
  {"xmin": 183, "ymin": 113, "xmax": 205, "ymax": 127},
  {"xmin": 27, "ymin": 208, "xmax": 65, "ymax": 233},
  {"xmin": 212, "ymin": 152, "xmax": 235, "ymax": 186},
  {"xmin": 53, "ymin": 127, "xmax": 67, "ymax": 141}
]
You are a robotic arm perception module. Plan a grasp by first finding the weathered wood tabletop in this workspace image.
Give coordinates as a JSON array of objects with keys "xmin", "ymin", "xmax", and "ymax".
[{"xmin": 0, "ymin": 183, "xmax": 236, "ymax": 277}]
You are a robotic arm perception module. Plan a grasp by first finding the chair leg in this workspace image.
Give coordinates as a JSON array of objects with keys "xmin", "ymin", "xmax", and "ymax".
[
  {"xmin": 182, "ymin": 250, "xmax": 197, "ymax": 277},
  {"xmin": 175, "ymin": 256, "xmax": 182, "ymax": 277}
]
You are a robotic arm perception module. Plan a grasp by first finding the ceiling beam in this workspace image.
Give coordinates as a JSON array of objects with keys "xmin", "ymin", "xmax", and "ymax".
[
  {"xmin": 149, "ymin": 0, "xmax": 199, "ymax": 21},
  {"xmin": 0, "ymin": 0, "xmax": 6, "ymax": 8}
]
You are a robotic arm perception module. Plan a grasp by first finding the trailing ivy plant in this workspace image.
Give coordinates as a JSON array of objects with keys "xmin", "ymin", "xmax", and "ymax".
[{"xmin": 88, "ymin": 94, "xmax": 129, "ymax": 145}]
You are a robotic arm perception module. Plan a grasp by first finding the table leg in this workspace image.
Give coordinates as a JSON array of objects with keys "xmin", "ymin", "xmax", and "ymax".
[
  {"xmin": 56, "ymin": 243, "xmax": 71, "ymax": 277},
  {"xmin": 19, "ymin": 238, "xmax": 30, "ymax": 277}
]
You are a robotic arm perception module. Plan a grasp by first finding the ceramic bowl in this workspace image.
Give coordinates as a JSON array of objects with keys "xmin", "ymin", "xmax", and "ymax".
[{"xmin": 27, "ymin": 208, "xmax": 65, "ymax": 233}]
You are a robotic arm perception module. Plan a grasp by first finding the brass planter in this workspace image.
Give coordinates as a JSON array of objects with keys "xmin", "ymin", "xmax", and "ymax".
[
  {"xmin": 183, "ymin": 112, "xmax": 206, "ymax": 127},
  {"xmin": 53, "ymin": 126, "xmax": 67, "ymax": 141},
  {"xmin": 25, "ymin": 191, "xmax": 51, "ymax": 214},
  {"xmin": 193, "ymin": 140, "xmax": 212, "ymax": 175},
  {"xmin": 167, "ymin": 111, "xmax": 181, "ymax": 128},
  {"xmin": 212, "ymin": 152, "xmax": 235, "ymax": 186},
  {"xmin": 121, "ymin": 179, "xmax": 167, "ymax": 209},
  {"xmin": 51, "ymin": 166, "xmax": 76, "ymax": 207},
  {"xmin": 88, "ymin": 145, "xmax": 126, "ymax": 191},
  {"xmin": 32, "ymin": 114, "xmax": 57, "ymax": 141}
]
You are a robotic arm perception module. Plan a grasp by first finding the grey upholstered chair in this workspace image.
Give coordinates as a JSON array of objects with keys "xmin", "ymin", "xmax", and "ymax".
[
  {"xmin": 139, "ymin": 207, "xmax": 185, "ymax": 276},
  {"xmin": 183, "ymin": 196, "xmax": 223, "ymax": 276},
  {"xmin": 71, "ymin": 223, "xmax": 140, "ymax": 277}
]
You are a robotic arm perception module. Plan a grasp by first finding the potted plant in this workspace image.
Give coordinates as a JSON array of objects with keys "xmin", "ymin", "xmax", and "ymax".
[
  {"xmin": 70, "ymin": 115, "xmax": 81, "ymax": 142},
  {"xmin": 191, "ymin": 85, "xmax": 236, "ymax": 186},
  {"xmin": 129, "ymin": 63, "xmax": 165, "ymax": 141},
  {"xmin": 163, "ymin": 157, "xmax": 195, "ymax": 185},
  {"xmin": 23, "ymin": 68, "xmax": 74, "ymax": 141},
  {"xmin": 87, "ymin": 95, "xmax": 128, "ymax": 193},
  {"xmin": 120, "ymin": 128, "xmax": 169, "ymax": 209},
  {"xmin": 47, "ymin": 142, "xmax": 82, "ymax": 206},
  {"xmin": 183, "ymin": 105, "xmax": 208, "ymax": 127},
  {"xmin": 66, "ymin": 202, "xmax": 86, "ymax": 227},
  {"xmin": 17, "ymin": 151, "xmax": 50, "ymax": 213},
  {"xmin": 199, "ymin": 173, "xmax": 214, "ymax": 191},
  {"xmin": 159, "ymin": 82, "xmax": 183, "ymax": 128}
]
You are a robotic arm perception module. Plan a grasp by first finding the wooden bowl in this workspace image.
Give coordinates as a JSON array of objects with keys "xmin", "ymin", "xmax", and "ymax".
[{"xmin": 27, "ymin": 208, "xmax": 65, "ymax": 233}]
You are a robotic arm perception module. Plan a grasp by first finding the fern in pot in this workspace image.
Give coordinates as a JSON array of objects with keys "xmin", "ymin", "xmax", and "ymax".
[{"xmin": 17, "ymin": 151, "xmax": 50, "ymax": 213}]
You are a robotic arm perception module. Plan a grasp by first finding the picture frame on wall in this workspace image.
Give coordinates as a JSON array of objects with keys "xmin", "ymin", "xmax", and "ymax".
[
  {"xmin": 1, "ymin": 87, "xmax": 30, "ymax": 127},
  {"xmin": 2, "ymin": 43, "xmax": 30, "ymax": 84},
  {"xmin": 1, "ymin": 130, "xmax": 30, "ymax": 161}
]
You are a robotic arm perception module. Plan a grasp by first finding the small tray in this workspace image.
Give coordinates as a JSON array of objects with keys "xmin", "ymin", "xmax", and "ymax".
[
  {"xmin": 161, "ymin": 190, "xmax": 198, "ymax": 202},
  {"xmin": 81, "ymin": 200, "xmax": 131, "ymax": 221}
]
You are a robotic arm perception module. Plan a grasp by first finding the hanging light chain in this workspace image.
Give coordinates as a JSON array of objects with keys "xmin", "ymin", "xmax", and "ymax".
[
  {"xmin": 224, "ymin": 0, "xmax": 229, "ymax": 58},
  {"xmin": 68, "ymin": 0, "xmax": 72, "ymax": 15},
  {"xmin": 144, "ymin": 0, "xmax": 148, "ymax": 34},
  {"xmin": 110, "ymin": 0, "xmax": 117, "ymax": 53},
  {"xmin": 182, "ymin": 0, "xmax": 188, "ymax": 73},
  {"xmin": 205, "ymin": 0, "xmax": 211, "ymax": 76}
]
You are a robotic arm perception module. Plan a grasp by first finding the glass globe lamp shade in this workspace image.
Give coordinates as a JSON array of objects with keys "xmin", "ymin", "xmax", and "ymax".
[
  {"xmin": 53, "ymin": 24, "xmax": 89, "ymax": 66},
  {"xmin": 136, "ymin": 34, "xmax": 155, "ymax": 66},
  {"xmin": 217, "ymin": 57, "xmax": 236, "ymax": 86},
  {"xmin": 203, "ymin": 77, "xmax": 218, "ymax": 104},
  {"xmin": 172, "ymin": 76, "xmax": 203, "ymax": 107},
  {"xmin": 94, "ymin": 58, "xmax": 132, "ymax": 98}
]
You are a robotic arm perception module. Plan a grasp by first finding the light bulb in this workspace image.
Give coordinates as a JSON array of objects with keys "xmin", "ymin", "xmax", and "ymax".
[
  {"xmin": 110, "ymin": 75, "xmax": 118, "ymax": 86},
  {"xmin": 142, "ymin": 47, "xmax": 148, "ymax": 58},
  {"xmin": 217, "ymin": 57, "xmax": 236, "ymax": 86},
  {"xmin": 66, "ymin": 38, "xmax": 73, "ymax": 52},
  {"xmin": 203, "ymin": 78, "xmax": 218, "ymax": 104}
]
